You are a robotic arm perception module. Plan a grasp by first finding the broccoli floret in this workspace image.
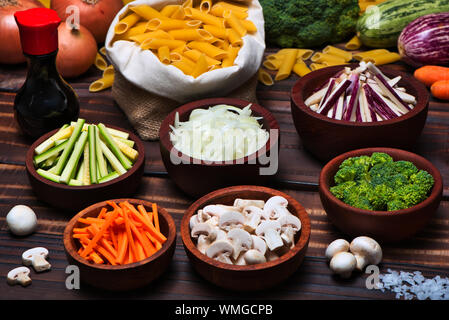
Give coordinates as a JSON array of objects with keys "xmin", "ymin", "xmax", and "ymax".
[
  {"xmin": 394, "ymin": 185, "xmax": 428, "ymax": 208},
  {"xmin": 368, "ymin": 184, "xmax": 394, "ymax": 211},
  {"xmin": 410, "ymin": 170, "xmax": 435, "ymax": 194},
  {"xmin": 387, "ymin": 199, "xmax": 408, "ymax": 211},
  {"xmin": 260, "ymin": 0, "xmax": 360, "ymax": 48},
  {"xmin": 393, "ymin": 160, "xmax": 419, "ymax": 179},
  {"xmin": 334, "ymin": 164, "xmax": 369, "ymax": 184},
  {"xmin": 330, "ymin": 180, "xmax": 357, "ymax": 200},
  {"xmin": 370, "ymin": 152, "xmax": 393, "ymax": 166},
  {"xmin": 343, "ymin": 189, "xmax": 373, "ymax": 211}
]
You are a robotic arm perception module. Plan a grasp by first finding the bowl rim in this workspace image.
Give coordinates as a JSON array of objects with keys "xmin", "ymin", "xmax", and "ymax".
[
  {"xmin": 26, "ymin": 124, "xmax": 145, "ymax": 190},
  {"xmin": 319, "ymin": 147, "xmax": 443, "ymax": 217},
  {"xmin": 291, "ymin": 64, "xmax": 430, "ymax": 127},
  {"xmin": 63, "ymin": 198, "xmax": 177, "ymax": 270},
  {"xmin": 159, "ymin": 97, "xmax": 280, "ymax": 167},
  {"xmin": 180, "ymin": 185, "xmax": 311, "ymax": 271}
]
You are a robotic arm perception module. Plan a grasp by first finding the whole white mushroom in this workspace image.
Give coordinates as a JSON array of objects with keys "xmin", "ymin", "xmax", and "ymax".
[{"xmin": 6, "ymin": 205, "xmax": 37, "ymax": 236}]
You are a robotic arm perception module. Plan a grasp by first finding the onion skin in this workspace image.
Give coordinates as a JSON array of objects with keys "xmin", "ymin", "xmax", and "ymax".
[
  {"xmin": 398, "ymin": 12, "xmax": 449, "ymax": 68},
  {"xmin": 0, "ymin": 0, "xmax": 43, "ymax": 64},
  {"xmin": 51, "ymin": 0, "xmax": 122, "ymax": 43},
  {"xmin": 56, "ymin": 22, "xmax": 97, "ymax": 78}
]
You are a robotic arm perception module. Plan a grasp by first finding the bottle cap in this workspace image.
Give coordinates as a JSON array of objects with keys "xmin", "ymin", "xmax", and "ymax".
[{"xmin": 14, "ymin": 8, "xmax": 61, "ymax": 56}]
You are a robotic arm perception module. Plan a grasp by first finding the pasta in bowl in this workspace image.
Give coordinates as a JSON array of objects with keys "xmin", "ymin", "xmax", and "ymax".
[{"xmin": 105, "ymin": 0, "xmax": 265, "ymax": 102}]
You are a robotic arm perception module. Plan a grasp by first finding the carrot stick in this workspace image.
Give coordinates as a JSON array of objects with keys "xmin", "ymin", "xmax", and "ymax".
[
  {"xmin": 73, "ymin": 227, "xmax": 89, "ymax": 233},
  {"xmin": 73, "ymin": 233, "xmax": 90, "ymax": 239},
  {"xmin": 117, "ymin": 231, "xmax": 128, "ymax": 264},
  {"xmin": 80, "ymin": 207, "xmax": 120, "ymax": 258},
  {"xmin": 135, "ymin": 240, "xmax": 146, "ymax": 261},
  {"xmin": 100, "ymin": 238, "xmax": 118, "ymax": 258},
  {"xmin": 138, "ymin": 204, "xmax": 153, "ymax": 223},
  {"xmin": 152, "ymin": 203, "xmax": 160, "ymax": 232},
  {"xmin": 129, "ymin": 221, "xmax": 156, "ymax": 256},
  {"xmin": 145, "ymin": 231, "xmax": 162, "ymax": 250},
  {"xmin": 98, "ymin": 207, "xmax": 108, "ymax": 219},
  {"xmin": 123, "ymin": 207, "xmax": 139, "ymax": 263},
  {"xmin": 123, "ymin": 202, "xmax": 166, "ymax": 243},
  {"xmin": 97, "ymin": 245, "xmax": 117, "ymax": 265},
  {"xmin": 109, "ymin": 226, "xmax": 118, "ymax": 251},
  {"xmin": 90, "ymin": 252, "xmax": 104, "ymax": 264}
]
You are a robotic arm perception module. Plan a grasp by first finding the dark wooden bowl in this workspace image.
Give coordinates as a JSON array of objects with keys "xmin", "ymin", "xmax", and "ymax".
[
  {"xmin": 181, "ymin": 185, "xmax": 311, "ymax": 291},
  {"xmin": 63, "ymin": 198, "xmax": 176, "ymax": 291},
  {"xmin": 319, "ymin": 147, "xmax": 443, "ymax": 242},
  {"xmin": 159, "ymin": 98, "xmax": 280, "ymax": 197},
  {"xmin": 291, "ymin": 64, "xmax": 430, "ymax": 162},
  {"xmin": 25, "ymin": 125, "xmax": 145, "ymax": 211}
]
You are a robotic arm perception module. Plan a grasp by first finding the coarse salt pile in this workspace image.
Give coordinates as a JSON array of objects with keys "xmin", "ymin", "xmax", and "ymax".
[{"xmin": 377, "ymin": 269, "xmax": 449, "ymax": 300}]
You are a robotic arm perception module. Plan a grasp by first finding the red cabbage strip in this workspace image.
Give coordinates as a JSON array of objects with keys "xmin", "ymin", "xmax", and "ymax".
[
  {"xmin": 364, "ymin": 84, "xmax": 395, "ymax": 120},
  {"xmin": 343, "ymin": 74, "xmax": 360, "ymax": 121},
  {"xmin": 318, "ymin": 79, "xmax": 351, "ymax": 115}
]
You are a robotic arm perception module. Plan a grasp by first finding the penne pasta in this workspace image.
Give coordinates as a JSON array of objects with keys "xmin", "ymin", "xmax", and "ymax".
[
  {"xmin": 171, "ymin": 6, "xmax": 186, "ymax": 19},
  {"xmin": 172, "ymin": 44, "xmax": 187, "ymax": 54},
  {"xmin": 310, "ymin": 63, "xmax": 326, "ymax": 71},
  {"xmin": 321, "ymin": 60, "xmax": 348, "ymax": 66},
  {"xmin": 226, "ymin": 28, "xmax": 242, "ymax": 46},
  {"xmin": 275, "ymin": 49, "xmax": 296, "ymax": 81},
  {"xmin": 345, "ymin": 35, "xmax": 362, "ymax": 50},
  {"xmin": 103, "ymin": 65, "xmax": 114, "ymax": 78},
  {"xmin": 187, "ymin": 41, "xmax": 228, "ymax": 60},
  {"xmin": 213, "ymin": 1, "xmax": 248, "ymax": 13},
  {"xmin": 99, "ymin": 46, "xmax": 106, "ymax": 56},
  {"xmin": 258, "ymin": 68, "xmax": 274, "ymax": 86},
  {"xmin": 239, "ymin": 19, "xmax": 257, "ymax": 33},
  {"xmin": 140, "ymin": 38, "xmax": 185, "ymax": 50},
  {"xmin": 146, "ymin": 18, "xmax": 201, "ymax": 31},
  {"xmin": 182, "ymin": 0, "xmax": 193, "ymax": 8},
  {"xmin": 263, "ymin": 58, "xmax": 282, "ymax": 71},
  {"xmin": 169, "ymin": 28, "xmax": 213, "ymax": 41},
  {"xmin": 160, "ymin": 5, "xmax": 179, "ymax": 17},
  {"xmin": 184, "ymin": 49, "xmax": 221, "ymax": 65},
  {"xmin": 203, "ymin": 24, "xmax": 227, "ymax": 38},
  {"xmin": 362, "ymin": 52, "xmax": 401, "ymax": 65},
  {"xmin": 221, "ymin": 46, "xmax": 239, "ymax": 68},
  {"xmin": 115, "ymin": 13, "xmax": 140, "ymax": 35},
  {"xmin": 89, "ymin": 72, "xmax": 114, "ymax": 92},
  {"xmin": 191, "ymin": 53, "xmax": 209, "ymax": 77},
  {"xmin": 224, "ymin": 11, "xmax": 246, "ymax": 37},
  {"xmin": 292, "ymin": 59, "xmax": 311, "ymax": 77},
  {"xmin": 169, "ymin": 51, "xmax": 182, "ymax": 61},
  {"xmin": 172, "ymin": 59, "xmax": 194, "ymax": 75},
  {"xmin": 352, "ymin": 49, "xmax": 389, "ymax": 61},
  {"xmin": 311, "ymin": 52, "xmax": 346, "ymax": 64},
  {"xmin": 130, "ymin": 5, "xmax": 165, "ymax": 21},
  {"xmin": 94, "ymin": 52, "xmax": 108, "ymax": 71},
  {"xmin": 199, "ymin": 0, "xmax": 212, "ymax": 13},
  {"xmin": 129, "ymin": 30, "xmax": 172, "ymax": 44},
  {"xmin": 158, "ymin": 46, "xmax": 171, "ymax": 64},
  {"xmin": 184, "ymin": 7, "xmax": 224, "ymax": 28},
  {"xmin": 210, "ymin": 5, "xmax": 248, "ymax": 20},
  {"xmin": 322, "ymin": 46, "xmax": 352, "ymax": 62}
]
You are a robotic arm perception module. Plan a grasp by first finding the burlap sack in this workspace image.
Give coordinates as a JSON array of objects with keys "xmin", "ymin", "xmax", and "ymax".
[{"xmin": 112, "ymin": 70, "xmax": 259, "ymax": 141}]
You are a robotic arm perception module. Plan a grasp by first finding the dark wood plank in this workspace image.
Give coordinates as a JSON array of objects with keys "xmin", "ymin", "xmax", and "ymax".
[{"xmin": 1, "ymin": 163, "xmax": 449, "ymax": 299}]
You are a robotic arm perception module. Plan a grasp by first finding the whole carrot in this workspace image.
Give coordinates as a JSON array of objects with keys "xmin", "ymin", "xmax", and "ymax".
[
  {"xmin": 414, "ymin": 66, "xmax": 449, "ymax": 87},
  {"xmin": 431, "ymin": 80, "xmax": 449, "ymax": 100}
]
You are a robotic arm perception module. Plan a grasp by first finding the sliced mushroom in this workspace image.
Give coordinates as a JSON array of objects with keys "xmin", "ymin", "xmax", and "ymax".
[
  {"xmin": 197, "ymin": 209, "xmax": 211, "ymax": 223},
  {"xmin": 7, "ymin": 267, "xmax": 32, "ymax": 287},
  {"xmin": 191, "ymin": 223, "xmax": 216, "ymax": 240},
  {"xmin": 22, "ymin": 247, "xmax": 51, "ymax": 272},
  {"xmin": 279, "ymin": 214, "xmax": 301, "ymax": 247},
  {"xmin": 233, "ymin": 253, "xmax": 246, "ymax": 266},
  {"xmin": 263, "ymin": 196, "xmax": 289, "ymax": 220},
  {"xmin": 233, "ymin": 199, "xmax": 265, "ymax": 210},
  {"xmin": 350, "ymin": 236, "xmax": 383, "ymax": 271},
  {"xmin": 251, "ymin": 235, "xmax": 267, "ymax": 256},
  {"xmin": 197, "ymin": 235, "xmax": 213, "ymax": 254},
  {"xmin": 244, "ymin": 249, "xmax": 266, "ymax": 265},
  {"xmin": 255, "ymin": 220, "xmax": 283, "ymax": 251},
  {"xmin": 189, "ymin": 214, "xmax": 200, "ymax": 229},
  {"xmin": 325, "ymin": 239, "xmax": 350, "ymax": 261},
  {"xmin": 203, "ymin": 205, "xmax": 230, "ymax": 218},
  {"xmin": 206, "ymin": 240, "xmax": 234, "ymax": 264},
  {"xmin": 215, "ymin": 229, "xmax": 228, "ymax": 241},
  {"xmin": 205, "ymin": 215, "xmax": 219, "ymax": 227},
  {"xmin": 218, "ymin": 211, "xmax": 245, "ymax": 231},
  {"xmin": 227, "ymin": 228, "xmax": 253, "ymax": 260},
  {"xmin": 242, "ymin": 206, "xmax": 263, "ymax": 233}
]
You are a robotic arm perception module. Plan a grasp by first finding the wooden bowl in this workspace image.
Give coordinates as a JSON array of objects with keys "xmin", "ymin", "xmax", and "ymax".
[
  {"xmin": 26, "ymin": 125, "xmax": 145, "ymax": 211},
  {"xmin": 159, "ymin": 98, "xmax": 280, "ymax": 197},
  {"xmin": 319, "ymin": 147, "xmax": 443, "ymax": 242},
  {"xmin": 291, "ymin": 64, "xmax": 430, "ymax": 161},
  {"xmin": 63, "ymin": 198, "xmax": 176, "ymax": 291},
  {"xmin": 181, "ymin": 185, "xmax": 311, "ymax": 291}
]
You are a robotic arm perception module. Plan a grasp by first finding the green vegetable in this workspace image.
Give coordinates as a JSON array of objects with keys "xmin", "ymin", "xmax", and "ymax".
[
  {"xmin": 34, "ymin": 140, "xmax": 68, "ymax": 165},
  {"xmin": 98, "ymin": 171, "xmax": 120, "ymax": 184},
  {"xmin": 88, "ymin": 125, "xmax": 97, "ymax": 184},
  {"xmin": 99, "ymin": 140, "xmax": 127, "ymax": 175},
  {"xmin": 259, "ymin": 0, "xmax": 360, "ymax": 48},
  {"xmin": 36, "ymin": 169, "xmax": 80, "ymax": 186},
  {"xmin": 51, "ymin": 118, "xmax": 85, "ymax": 175},
  {"xmin": 95, "ymin": 126, "xmax": 108, "ymax": 178},
  {"xmin": 330, "ymin": 152, "xmax": 434, "ymax": 211},
  {"xmin": 98, "ymin": 123, "xmax": 132, "ymax": 170},
  {"xmin": 357, "ymin": 0, "xmax": 449, "ymax": 48},
  {"xmin": 60, "ymin": 131, "xmax": 88, "ymax": 184},
  {"xmin": 34, "ymin": 124, "xmax": 69, "ymax": 155}
]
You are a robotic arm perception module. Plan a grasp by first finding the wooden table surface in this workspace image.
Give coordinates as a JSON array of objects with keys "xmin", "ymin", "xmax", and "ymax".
[{"xmin": 1, "ymin": 49, "xmax": 449, "ymax": 300}]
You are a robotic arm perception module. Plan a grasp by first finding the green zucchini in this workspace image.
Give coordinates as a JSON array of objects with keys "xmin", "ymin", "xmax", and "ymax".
[
  {"xmin": 98, "ymin": 171, "xmax": 120, "ymax": 184},
  {"xmin": 36, "ymin": 169, "xmax": 80, "ymax": 186},
  {"xmin": 356, "ymin": 0, "xmax": 449, "ymax": 48},
  {"xmin": 100, "ymin": 140, "xmax": 127, "ymax": 175},
  {"xmin": 98, "ymin": 123, "xmax": 133, "ymax": 170},
  {"xmin": 60, "ymin": 131, "xmax": 88, "ymax": 184},
  {"xmin": 88, "ymin": 125, "xmax": 97, "ymax": 184},
  {"xmin": 95, "ymin": 126, "xmax": 108, "ymax": 178},
  {"xmin": 34, "ymin": 140, "xmax": 68, "ymax": 165}
]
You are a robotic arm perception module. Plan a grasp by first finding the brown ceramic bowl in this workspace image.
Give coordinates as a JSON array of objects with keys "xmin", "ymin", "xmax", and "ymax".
[
  {"xmin": 26, "ymin": 124, "xmax": 145, "ymax": 211},
  {"xmin": 291, "ymin": 64, "xmax": 430, "ymax": 161},
  {"xmin": 181, "ymin": 185, "xmax": 311, "ymax": 291},
  {"xmin": 63, "ymin": 198, "xmax": 176, "ymax": 291},
  {"xmin": 159, "ymin": 98, "xmax": 280, "ymax": 198},
  {"xmin": 319, "ymin": 147, "xmax": 443, "ymax": 242}
]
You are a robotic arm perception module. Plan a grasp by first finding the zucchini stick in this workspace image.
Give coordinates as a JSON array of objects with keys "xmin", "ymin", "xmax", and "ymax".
[
  {"xmin": 88, "ymin": 125, "xmax": 97, "ymax": 184},
  {"xmin": 113, "ymin": 137, "xmax": 135, "ymax": 148},
  {"xmin": 99, "ymin": 140, "xmax": 127, "ymax": 175},
  {"xmin": 36, "ymin": 169, "xmax": 81, "ymax": 186},
  {"xmin": 98, "ymin": 123, "xmax": 133, "ymax": 170},
  {"xmin": 82, "ymin": 144, "xmax": 91, "ymax": 186},
  {"xmin": 98, "ymin": 171, "xmax": 120, "ymax": 183},
  {"xmin": 70, "ymin": 122, "xmax": 129, "ymax": 139},
  {"xmin": 34, "ymin": 140, "xmax": 68, "ymax": 165},
  {"xmin": 60, "ymin": 131, "xmax": 88, "ymax": 184},
  {"xmin": 95, "ymin": 125, "xmax": 108, "ymax": 178},
  {"xmin": 34, "ymin": 124, "xmax": 69, "ymax": 155},
  {"xmin": 76, "ymin": 160, "xmax": 84, "ymax": 181},
  {"xmin": 52, "ymin": 118, "xmax": 85, "ymax": 175}
]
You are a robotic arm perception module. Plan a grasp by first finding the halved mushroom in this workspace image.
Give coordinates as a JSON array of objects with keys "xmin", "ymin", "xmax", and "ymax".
[
  {"xmin": 242, "ymin": 206, "xmax": 263, "ymax": 233},
  {"xmin": 251, "ymin": 235, "xmax": 267, "ymax": 256},
  {"xmin": 263, "ymin": 196, "xmax": 289, "ymax": 220},
  {"xmin": 278, "ymin": 214, "xmax": 301, "ymax": 247},
  {"xmin": 206, "ymin": 240, "xmax": 234, "ymax": 264},
  {"xmin": 233, "ymin": 199, "xmax": 265, "ymax": 210},
  {"xmin": 227, "ymin": 228, "xmax": 253, "ymax": 260},
  {"xmin": 255, "ymin": 220, "xmax": 283, "ymax": 251},
  {"xmin": 244, "ymin": 249, "xmax": 266, "ymax": 265},
  {"xmin": 7, "ymin": 266, "xmax": 32, "ymax": 287},
  {"xmin": 22, "ymin": 247, "xmax": 51, "ymax": 272},
  {"xmin": 218, "ymin": 211, "xmax": 245, "ymax": 231}
]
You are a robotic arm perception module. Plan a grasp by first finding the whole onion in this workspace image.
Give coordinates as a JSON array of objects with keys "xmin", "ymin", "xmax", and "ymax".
[
  {"xmin": 51, "ymin": 0, "xmax": 122, "ymax": 43},
  {"xmin": 0, "ymin": 0, "xmax": 43, "ymax": 64},
  {"xmin": 398, "ymin": 13, "xmax": 449, "ymax": 67},
  {"xmin": 56, "ymin": 21, "xmax": 97, "ymax": 78}
]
